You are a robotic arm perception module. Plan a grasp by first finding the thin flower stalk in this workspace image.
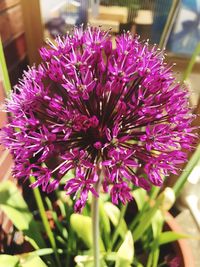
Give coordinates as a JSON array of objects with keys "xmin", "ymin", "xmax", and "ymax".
[{"xmin": 30, "ymin": 176, "xmax": 61, "ymax": 267}]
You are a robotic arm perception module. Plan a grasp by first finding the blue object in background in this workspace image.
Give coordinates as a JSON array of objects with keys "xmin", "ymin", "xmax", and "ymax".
[
  {"xmin": 183, "ymin": 0, "xmax": 199, "ymax": 12},
  {"xmin": 167, "ymin": 0, "xmax": 200, "ymax": 55}
]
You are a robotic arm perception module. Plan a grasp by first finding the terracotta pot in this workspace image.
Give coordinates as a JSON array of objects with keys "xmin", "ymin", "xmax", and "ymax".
[{"xmin": 165, "ymin": 212, "xmax": 195, "ymax": 267}]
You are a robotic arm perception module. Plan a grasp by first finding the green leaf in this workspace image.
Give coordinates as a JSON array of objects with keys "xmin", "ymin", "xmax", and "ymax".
[
  {"xmin": 0, "ymin": 255, "xmax": 19, "ymax": 267},
  {"xmin": 70, "ymin": 214, "xmax": 105, "ymax": 251},
  {"xmin": 173, "ymin": 143, "xmax": 200, "ymax": 197},
  {"xmin": 159, "ymin": 231, "xmax": 191, "ymax": 245},
  {"xmin": 115, "ymin": 231, "xmax": 134, "ymax": 267},
  {"xmin": 146, "ymin": 211, "xmax": 164, "ymax": 267},
  {"xmin": 18, "ymin": 252, "xmax": 48, "ymax": 267},
  {"xmin": 104, "ymin": 202, "xmax": 127, "ymax": 238},
  {"xmin": 0, "ymin": 251, "xmax": 51, "ymax": 267},
  {"xmin": 0, "ymin": 37, "xmax": 11, "ymax": 94},
  {"xmin": 132, "ymin": 189, "xmax": 147, "ymax": 211},
  {"xmin": 74, "ymin": 253, "xmax": 107, "ymax": 267},
  {"xmin": 75, "ymin": 255, "xmax": 94, "ymax": 267},
  {"xmin": 134, "ymin": 260, "xmax": 144, "ymax": 267},
  {"xmin": 132, "ymin": 195, "xmax": 164, "ymax": 241},
  {"xmin": 45, "ymin": 197, "xmax": 68, "ymax": 240},
  {"xmin": 0, "ymin": 205, "xmax": 29, "ymax": 229},
  {"xmin": 0, "ymin": 181, "xmax": 45, "ymax": 248},
  {"xmin": 34, "ymin": 248, "xmax": 54, "ymax": 256},
  {"xmin": 182, "ymin": 42, "xmax": 200, "ymax": 81},
  {"xmin": 106, "ymin": 252, "xmax": 117, "ymax": 262},
  {"xmin": 152, "ymin": 211, "xmax": 163, "ymax": 239},
  {"xmin": 29, "ymin": 177, "xmax": 60, "ymax": 267}
]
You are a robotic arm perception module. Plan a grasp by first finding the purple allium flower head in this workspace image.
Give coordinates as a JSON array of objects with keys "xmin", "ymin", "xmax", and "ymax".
[{"xmin": 0, "ymin": 26, "xmax": 197, "ymax": 212}]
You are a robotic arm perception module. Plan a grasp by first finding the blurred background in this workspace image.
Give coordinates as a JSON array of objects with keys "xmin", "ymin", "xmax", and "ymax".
[
  {"xmin": 38, "ymin": 0, "xmax": 200, "ymax": 105},
  {"xmin": 0, "ymin": 0, "xmax": 200, "ymax": 265},
  {"xmin": 0, "ymin": 0, "xmax": 199, "ymax": 85}
]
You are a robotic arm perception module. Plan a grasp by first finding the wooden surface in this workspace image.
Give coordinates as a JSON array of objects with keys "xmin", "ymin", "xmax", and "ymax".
[
  {"xmin": 89, "ymin": 18, "xmax": 119, "ymax": 33},
  {"xmin": 0, "ymin": 5, "xmax": 24, "ymax": 44},
  {"xmin": 0, "ymin": 0, "xmax": 28, "ymax": 85},
  {"xmin": 89, "ymin": 5, "xmax": 128, "ymax": 24},
  {"xmin": 0, "ymin": 0, "xmax": 20, "ymax": 12},
  {"xmin": 20, "ymin": 0, "xmax": 44, "ymax": 65},
  {"xmin": 135, "ymin": 10, "xmax": 153, "ymax": 25}
]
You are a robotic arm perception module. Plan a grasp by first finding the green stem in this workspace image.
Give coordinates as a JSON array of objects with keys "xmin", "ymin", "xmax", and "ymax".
[
  {"xmin": 30, "ymin": 176, "xmax": 61, "ymax": 267},
  {"xmin": 182, "ymin": 42, "xmax": 200, "ymax": 81},
  {"xmin": 129, "ymin": 186, "xmax": 160, "ymax": 231},
  {"xmin": 173, "ymin": 143, "xmax": 200, "ymax": 197},
  {"xmin": 92, "ymin": 193, "xmax": 100, "ymax": 267},
  {"xmin": 0, "ymin": 37, "xmax": 11, "ymax": 95},
  {"xmin": 111, "ymin": 203, "xmax": 127, "ymax": 249},
  {"xmin": 92, "ymin": 167, "xmax": 103, "ymax": 267}
]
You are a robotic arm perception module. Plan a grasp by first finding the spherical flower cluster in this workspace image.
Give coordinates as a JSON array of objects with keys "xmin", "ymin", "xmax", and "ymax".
[{"xmin": 1, "ymin": 27, "xmax": 196, "ymax": 212}]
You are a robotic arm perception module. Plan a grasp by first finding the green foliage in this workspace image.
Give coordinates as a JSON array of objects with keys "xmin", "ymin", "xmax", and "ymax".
[
  {"xmin": 0, "ymin": 181, "xmax": 45, "ymax": 248},
  {"xmin": 0, "ymin": 37, "xmax": 11, "ymax": 94},
  {"xmin": 146, "ymin": 211, "xmax": 164, "ymax": 267},
  {"xmin": 0, "ymin": 255, "xmax": 19, "ymax": 267},
  {"xmin": 182, "ymin": 42, "xmax": 200, "ymax": 81},
  {"xmin": 104, "ymin": 202, "xmax": 127, "ymax": 239},
  {"xmin": 132, "ymin": 188, "xmax": 147, "ymax": 211},
  {"xmin": 158, "ymin": 231, "xmax": 192, "ymax": 245},
  {"xmin": 173, "ymin": 143, "xmax": 200, "ymax": 197},
  {"xmin": 1, "ymin": 177, "xmax": 196, "ymax": 267},
  {"xmin": 0, "ymin": 250, "xmax": 53, "ymax": 267},
  {"xmin": 132, "ymin": 195, "xmax": 164, "ymax": 241},
  {"xmin": 115, "ymin": 231, "xmax": 134, "ymax": 267},
  {"xmin": 1, "ymin": 179, "xmax": 195, "ymax": 266},
  {"xmin": 0, "ymin": 176, "xmax": 196, "ymax": 267},
  {"xmin": 70, "ymin": 214, "xmax": 105, "ymax": 251},
  {"xmin": 16, "ymin": 252, "xmax": 48, "ymax": 267},
  {"xmin": 29, "ymin": 176, "xmax": 61, "ymax": 267}
]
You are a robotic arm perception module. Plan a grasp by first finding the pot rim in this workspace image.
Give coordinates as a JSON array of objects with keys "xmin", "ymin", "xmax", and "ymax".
[{"xmin": 165, "ymin": 212, "xmax": 195, "ymax": 267}]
